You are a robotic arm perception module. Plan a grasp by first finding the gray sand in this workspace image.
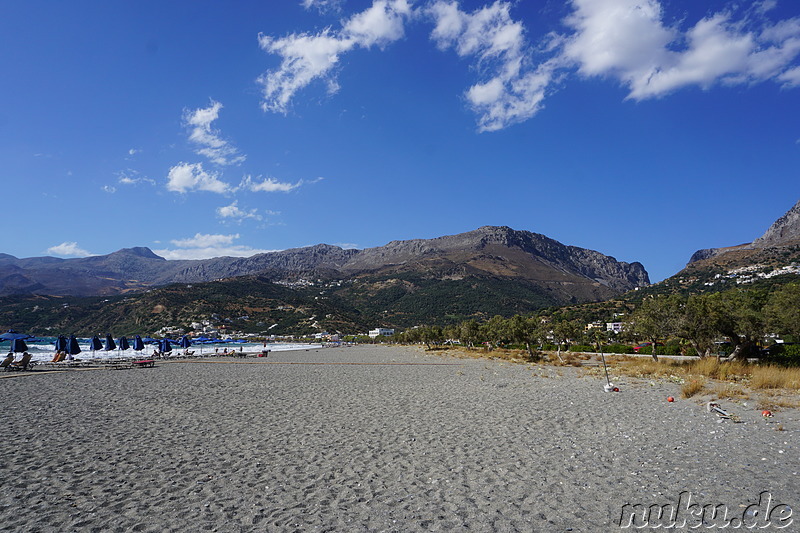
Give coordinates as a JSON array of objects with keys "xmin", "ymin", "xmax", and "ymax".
[{"xmin": 1, "ymin": 345, "xmax": 797, "ymax": 532}]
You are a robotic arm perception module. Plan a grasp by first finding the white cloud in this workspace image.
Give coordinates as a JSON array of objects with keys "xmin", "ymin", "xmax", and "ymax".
[
  {"xmin": 301, "ymin": 0, "xmax": 344, "ymax": 14},
  {"xmin": 46, "ymin": 242, "xmax": 92, "ymax": 258},
  {"xmin": 128, "ymin": 148, "xmax": 141, "ymax": 156},
  {"xmin": 780, "ymin": 65, "xmax": 800, "ymax": 86},
  {"xmin": 217, "ymin": 201, "xmax": 263, "ymax": 222},
  {"xmin": 241, "ymin": 175, "xmax": 302, "ymax": 192},
  {"xmin": 257, "ymin": 0, "xmax": 413, "ymax": 113},
  {"xmin": 153, "ymin": 233, "xmax": 279, "ymax": 260},
  {"xmin": 561, "ymin": 0, "xmax": 800, "ymax": 100},
  {"xmin": 118, "ymin": 169, "xmax": 156, "ymax": 186},
  {"xmin": 183, "ymin": 100, "xmax": 246, "ymax": 166},
  {"xmin": 429, "ymin": 1, "xmax": 554, "ymax": 132},
  {"xmin": 167, "ymin": 162, "xmax": 232, "ymax": 194},
  {"xmin": 102, "ymin": 185, "xmax": 116, "ymax": 193}
]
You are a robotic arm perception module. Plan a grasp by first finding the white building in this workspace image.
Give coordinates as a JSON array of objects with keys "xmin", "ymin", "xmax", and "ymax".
[
  {"xmin": 606, "ymin": 322, "xmax": 624, "ymax": 334},
  {"xmin": 369, "ymin": 328, "xmax": 395, "ymax": 338}
]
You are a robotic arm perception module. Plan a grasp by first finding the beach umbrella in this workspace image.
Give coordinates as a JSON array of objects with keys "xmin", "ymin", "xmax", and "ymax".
[
  {"xmin": 117, "ymin": 336, "xmax": 130, "ymax": 357},
  {"xmin": 158, "ymin": 339, "xmax": 172, "ymax": 353},
  {"xmin": 132, "ymin": 335, "xmax": 145, "ymax": 352},
  {"xmin": 66, "ymin": 336, "xmax": 82, "ymax": 356},
  {"xmin": 89, "ymin": 335, "xmax": 103, "ymax": 357},
  {"xmin": 10, "ymin": 338, "xmax": 28, "ymax": 353},
  {"xmin": 117, "ymin": 336, "xmax": 130, "ymax": 352},
  {"xmin": 54, "ymin": 335, "xmax": 68, "ymax": 352},
  {"xmin": 178, "ymin": 336, "xmax": 192, "ymax": 348},
  {"xmin": 104, "ymin": 334, "xmax": 117, "ymax": 351},
  {"xmin": 0, "ymin": 329, "xmax": 31, "ymax": 341}
]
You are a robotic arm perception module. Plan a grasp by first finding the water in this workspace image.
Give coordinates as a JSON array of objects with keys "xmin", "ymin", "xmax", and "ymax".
[{"xmin": 6, "ymin": 338, "xmax": 324, "ymax": 362}]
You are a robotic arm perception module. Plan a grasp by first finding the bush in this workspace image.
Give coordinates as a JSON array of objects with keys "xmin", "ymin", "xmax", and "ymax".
[
  {"xmin": 568, "ymin": 344, "xmax": 594, "ymax": 353},
  {"xmin": 603, "ymin": 344, "xmax": 634, "ymax": 354},
  {"xmin": 638, "ymin": 345, "xmax": 682, "ymax": 356},
  {"xmin": 683, "ymin": 346, "xmax": 698, "ymax": 357},
  {"xmin": 764, "ymin": 344, "xmax": 800, "ymax": 367}
]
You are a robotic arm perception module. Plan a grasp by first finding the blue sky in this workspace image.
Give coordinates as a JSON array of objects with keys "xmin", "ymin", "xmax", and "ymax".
[{"xmin": 2, "ymin": 0, "xmax": 798, "ymax": 282}]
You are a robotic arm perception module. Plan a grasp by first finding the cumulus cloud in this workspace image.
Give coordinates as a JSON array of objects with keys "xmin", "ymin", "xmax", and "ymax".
[
  {"xmin": 562, "ymin": 0, "xmax": 800, "ymax": 100},
  {"xmin": 217, "ymin": 201, "xmax": 263, "ymax": 222},
  {"xmin": 257, "ymin": 0, "xmax": 413, "ymax": 113},
  {"xmin": 428, "ymin": 0, "xmax": 556, "ymax": 131},
  {"xmin": 46, "ymin": 242, "xmax": 92, "ymax": 258},
  {"xmin": 153, "ymin": 233, "xmax": 278, "ymax": 260},
  {"xmin": 102, "ymin": 185, "xmax": 117, "ymax": 193},
  {"xmin": 166, "ymin": 162, "xmax": 232, "ymax": 194},
  {"xmin": 257, "ymin": 0, "xmax": 800, "ymax": 132},
  {"xmin": 183, "ymin": 100, "xmax": 246, "ymax": 166}
]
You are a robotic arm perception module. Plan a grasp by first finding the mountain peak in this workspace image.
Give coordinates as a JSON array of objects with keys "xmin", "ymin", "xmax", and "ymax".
[
  {"xmin": 112, "ymin": 247, "xmax": 165, "ymax": 260},
  {"xmin": 753, "ymin": 199, "xmax": 800, "ymax": 247}
]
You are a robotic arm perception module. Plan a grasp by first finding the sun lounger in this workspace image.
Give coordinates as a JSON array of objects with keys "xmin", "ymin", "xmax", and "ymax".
[
  {"xmin": 0, "ymin": 354, "xmax": 14, "ymax": 370},
  {"xmin": 7, "ymin": 353, "xmax": 34, "ymax": 371},
  {"xmin": 132, "ymin": 359, "xmax": 155, "ymax": 368}
]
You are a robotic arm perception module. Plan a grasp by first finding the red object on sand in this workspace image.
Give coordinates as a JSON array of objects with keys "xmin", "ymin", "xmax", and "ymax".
[
  {"xmin": 667, "ymin": 396, "xmax": 675, "ymax": 402},
  {"xmin": 762, "ymin": 410, "xmax": 773, "ymax": 417},
  {"xmin": 612, "ymin": 387, "xmax": 620, "ymax": 392}
]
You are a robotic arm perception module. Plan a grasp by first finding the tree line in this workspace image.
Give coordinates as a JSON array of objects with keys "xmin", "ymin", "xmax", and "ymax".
[{"xmin": 389, "ymin": 283, "xmax": 800, "ymax": 362}]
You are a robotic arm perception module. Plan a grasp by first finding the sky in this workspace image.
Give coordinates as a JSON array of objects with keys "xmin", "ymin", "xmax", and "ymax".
[{"xmin": 2, "ymin": 0, "xmax": 799, "ymax": 283}]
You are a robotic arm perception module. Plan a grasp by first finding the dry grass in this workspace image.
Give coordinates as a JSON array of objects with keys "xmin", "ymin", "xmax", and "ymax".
[
  {"xmin": 756, "ymin": 396, "xmax": 800, "ymax": 411},
  {"xmin": 750, "ymin": 366, "xmax": 800, "ymax": 390},
  {"xmin": 681, "ymin": 378, "xmax": 706, "ymax": 398},
  {"xmin": 711, "ymin": 383, "xmax": 751, "ymax": 400}
]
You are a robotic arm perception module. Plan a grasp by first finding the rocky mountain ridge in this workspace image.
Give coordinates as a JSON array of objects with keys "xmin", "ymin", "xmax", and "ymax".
[
  {"xmin": 687, "ymin": 199, "xmax": 800, "ymax": 266},
  {"xmin": 0, "ymin": 226, "xmax": 649, "ymax": 299}
]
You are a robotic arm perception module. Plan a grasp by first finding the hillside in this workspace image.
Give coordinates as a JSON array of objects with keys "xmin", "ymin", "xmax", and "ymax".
[
  {"xmin": 0, "ymin": 226, "xmax": 649, "ymax": 335},
  {"xmin": 634, "ymin": 199, "xmax": 800, "ymax": 299}
]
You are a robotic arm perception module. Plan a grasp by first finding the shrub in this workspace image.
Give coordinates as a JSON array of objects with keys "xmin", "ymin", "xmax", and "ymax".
[
  {"xmin": 604, "ymin": 344, "xmax": 634, "ymax": 354},
  {"xmin": 568, "ymin": 344, "xmax": 594, "ymax": 353},
  {"xmin": 681, "ymin": 378, "xmax": 706, "ymax": 398}
]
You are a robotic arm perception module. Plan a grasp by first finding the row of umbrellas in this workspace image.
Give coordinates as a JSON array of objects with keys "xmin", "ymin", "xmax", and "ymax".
[{"xmin": 1, "ymin": 329, "xmax": 195, "ymax": 356}]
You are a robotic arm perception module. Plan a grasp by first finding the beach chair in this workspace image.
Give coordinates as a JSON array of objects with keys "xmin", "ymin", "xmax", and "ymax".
[
  {"xmin": 8, "ymin": 353, "xmax": 34, "ymax": 371},
  {"xmin": 0, "ymin": 353, "xmax": 14, "ymax": 370}
]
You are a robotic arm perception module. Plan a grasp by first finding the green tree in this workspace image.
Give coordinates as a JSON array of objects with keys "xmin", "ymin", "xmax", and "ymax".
[
  {"xmin": 506, "ymin": 314, "xmax": 538, "ymax": 359},
  {"xmin": 707, "ymin": 289, "xmax": 768, "ymax": 360},
  {"xmin": 552, "ymin": 319, "xmax": 582, "ymax": 360},
  {"xmin": 765, "ymin": 283, "xmax": 800, "ymax": 339},
  {"xmin": 626, "ymin": 295, "xmax": 681, "ymax": 361},
  {"xmin": 459, "ymin": 319, "xmax": 481, "ymax": 348},
  {"xmin": 678, "ymin": 294, "xmax": 718, "ymax": 358}
]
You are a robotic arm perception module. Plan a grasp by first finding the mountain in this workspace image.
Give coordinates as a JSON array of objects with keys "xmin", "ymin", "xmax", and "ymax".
[
  {"xmin": 0, "ymin": 226, "xmax": 648, "ymax": 298},
  {"xmin": 0, "ymin": 227, "xmax": 650, "ymax": 334},
  {"xmin": 642, "ymin": 199, "xmax": 800, "ymax": 297}
]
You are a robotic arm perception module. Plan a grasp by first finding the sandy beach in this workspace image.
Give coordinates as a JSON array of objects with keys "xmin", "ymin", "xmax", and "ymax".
[{"xmin": 1, "ymin": 345, "xmax": 797, "ymax": 532}]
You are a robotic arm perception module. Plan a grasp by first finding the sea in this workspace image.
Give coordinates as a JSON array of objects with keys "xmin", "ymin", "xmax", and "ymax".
[{"xmin": 11, "ymin": 338, "xmax": 324, "ymax": 362}]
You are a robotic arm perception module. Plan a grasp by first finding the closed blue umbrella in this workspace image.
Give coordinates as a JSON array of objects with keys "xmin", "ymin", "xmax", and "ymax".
[
  {"xmin": 89, "ymin": 335, "xmax": 102, "ymax": 358},
  {"xmin": 54, "ymin": 335, "xmax": 68, "ymax": 352},
  {"xmin": 118, "ymin": 336, "xmax": 130, "ymax": 351},
  {"xmin": 132, "ymin": 335, "xmax": 145, "ymax": 352},
  {"xmin": 104, "ymin": 334, "xmax": 116, "ymax": 351},
  {"xmin": 67, "ymin": 336, "xmax": 82, "ymax": 356},
  {"xmin": 90, "ymin": 335, "xmax": 103, "ymax": 352},
  {"xmin": 10, "ymin": 338, "xmax": 28, "ymax": 353},
  {"xmin": 178, "ymin": 336, "xmax": 192, "ymax": 349},
  {"xmin": 158, "ymin": 339, "xmax": 172, "ymax": 353}
]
